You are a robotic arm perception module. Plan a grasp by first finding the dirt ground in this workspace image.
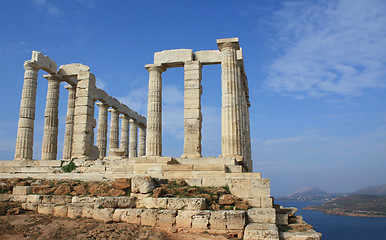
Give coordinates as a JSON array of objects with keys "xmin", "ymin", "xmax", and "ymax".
[{"xmin": 0, "ymin": 202, "xmax": 229, "ymax": 240}]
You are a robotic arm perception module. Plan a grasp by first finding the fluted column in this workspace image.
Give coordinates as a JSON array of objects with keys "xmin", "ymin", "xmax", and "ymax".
[
  {"xmin": 15, "ymin": 61, "xmax": 39, "ymax": 160},
  {"xmin": 63, "ymin": 85, "xmax": 76, "ymax": 160},
  {"xmin": 145, "ymin": 64, "xmax": 166, "ymax": 156},
  {"xmin": 138, "ymin": 124, "xmax": 146, "ymax": 157},
  {"xmin": 120, "ymin": 114, "xmax": 129, "ymax": 157},
  {"xmin": 182, "ymin": 61, "xmax": 202, "ymax": 158},
  {"xmin": 41, "ymin": 75, "xmax": 61, "ymax": 160},
  {"xmin": 217, "ymin": 38, "xmax": 242, "ymax": 157},
  {"xmin": 129, "ymin": 119, "xmax": 138, "ymax": 158},
  {"xmin": 108, "ymin": 108, "xmax": 120, "ymax": 150},
  {"xmin": 96, "ymin": 102, "xmax": 109, "ymax": 158}
]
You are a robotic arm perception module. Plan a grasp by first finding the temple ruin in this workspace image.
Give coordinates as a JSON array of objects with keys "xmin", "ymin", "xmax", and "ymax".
[{"xmin": 0, "ymin": 38, "xmax": 322, "ymax": 240}]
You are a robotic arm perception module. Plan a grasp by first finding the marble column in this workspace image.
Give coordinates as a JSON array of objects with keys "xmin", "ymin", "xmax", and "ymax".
[
  {"xmin": 41, "ymin": 74, "xmax": 61, "ymax": 160},
  {"xmin": 145, "ymin": 64, "xmax": 165, "ymax": 156},
  {"xmin": 138, "ymin": 124, "xmax": 146, "ymax": 157},
  {"xmin": 129, "ymin": 119, "xmax": 138, "ymax": 158},
  {"xmin": 71, "ymin": 71, "xmax": 97, "ymax": 159},
  {"xmin": 63, "ymin": 85, "xmax": 76, "ymax": 160},
  {"xmin": 109, "ymin": 108, "xmax": 120, "ymax": 150},
  {"xmin": 120, "ymin": 114, "xmax": 129, "ymax": 157},
  {"xmin": 182, "ymin": 61, "xmax": 202, "ymax": 158},
  {"xmin": 96, "ymin": 102, "xmax": 109, "ymax": 158},
  {"xmin": 217, "ymin": 38, "xmax": 242, "ymax": 157},
  {"xmin": 15, "ymin": 61, "xmax": 39, "ymax": 160}
]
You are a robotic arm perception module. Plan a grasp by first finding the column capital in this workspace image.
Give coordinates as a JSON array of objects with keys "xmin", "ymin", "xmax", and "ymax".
[
  {"xmin": 108, "ymin": 108, "xmax": 120, "ymax": 114},
  {"xmin": 44, "ymin": 74, "xmax": 62, "ymax": 82},
  {"xmin": 217, "ymin": 37, "xmax": 240, "ymax": 51},
  {"xmin": 64, "ymin": 84, "xmax": 76, "ymax": 90},
  {"xmin": 24, "ymin": 60, "xmax": 39, "ymax": 71},
  {"xmin": 120, "ymin": 114, "xmax": 129, "ymax": 120},
  {"xmin": 145, "ymin": 63, "xmax": 166, "ymax": 73},
  {"xmin": 96, "ymin": 101, "xmax": 109, "ymax": 109}
]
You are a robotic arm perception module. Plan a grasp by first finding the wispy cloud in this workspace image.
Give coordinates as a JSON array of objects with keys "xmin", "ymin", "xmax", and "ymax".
[
  {"xmin": 31, "ymin": 0, "xmax": 63, "ymax": 17},
  {"xmin": 265, "ymin": 0, "xmax": 386, "ymax": 98}
]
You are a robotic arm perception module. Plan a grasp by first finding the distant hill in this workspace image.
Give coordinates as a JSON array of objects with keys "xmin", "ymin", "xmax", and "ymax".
[
  {"xmin": 304, "ymin": 195, "xmax": 386, "ymax": 217},
  {"xmin": 277, "ymin": 187, "xmax": 344, "ymax": 201},
  {"xmin": 352, "ymin": 184, "xmax": 386, "ymax": 196}
]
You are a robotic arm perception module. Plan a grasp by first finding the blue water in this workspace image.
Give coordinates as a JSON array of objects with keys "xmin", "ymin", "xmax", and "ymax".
[{"xmin": 276, "ymin": 200, "xmax": 386, "ymax": 240}]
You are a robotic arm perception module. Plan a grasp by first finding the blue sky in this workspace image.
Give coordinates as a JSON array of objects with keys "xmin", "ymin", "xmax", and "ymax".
[{"xmin": 0, "ymin": 0, "xmax": 385, "ymax": 196}]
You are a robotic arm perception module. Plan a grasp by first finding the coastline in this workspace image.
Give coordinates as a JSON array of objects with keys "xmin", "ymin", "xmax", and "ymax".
[{"xmin": 303, "ymin": 205, "xmax": 386, "ymax": 218}]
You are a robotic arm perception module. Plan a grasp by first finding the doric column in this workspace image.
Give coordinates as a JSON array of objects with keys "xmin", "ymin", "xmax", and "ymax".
[
  {"xmin": 138, "ymin": 124, "xmax": 146, "ymax": 157},
  {"xmin": 71, "ymin": 71, "xmax": 97, "ymax": 159},
  {"xmin": 129, "ymin": 119, "xmax": 138, "ymax": 158},
  {"xmin": 236, "ymin": 63, "xmax": 244, "ymax": 158},
  {"xmin": 96, "ymin": 102, "xmax": 109, "ymax": 158},
  {"xmin": 145, "ymin": 64, "xmax": 166, "ymax": 156},
  {"xmin": 41, "ymin": 74, "xmax": 61, "ymax": 160},
  {"xmin": 63, "ymin": 85, "xmax": 76, "ymax": 160},
  {"xmin": 108, "ymin": 108, "xmax": 120, "ymax": 150},
  {"xmin": 182, "ymin": 61, "xmax": 202, "ymax": 158},
  {"xmin": 120, "ymin": 114, "xmax": 129, "ymax": 157},
  {"xmin": 217, "ymin": 38, "xmax": 242, "ymax": 157},
  {"xmin": 14, "ymin": 61, "xmax": 39, "ymax": 160}
]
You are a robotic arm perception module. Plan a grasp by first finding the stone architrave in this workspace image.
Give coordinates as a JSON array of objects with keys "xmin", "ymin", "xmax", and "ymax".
[
  {"xmin": 14, "ymin": 61, "xmax": 39, "ymax": 160},
  {"xmin": 120, "ymin": 114, "xmax": 129, "ymax": 157},
  {"xmin": 71, "ymin": 71, "xmax": 97, "ymax": 159},
  {"xmin": 109, "ymin": 108, "xmax": 120, "ymax": 150},
  {"xmin": 138, "ymin": 124, "xmax": 146, "ymax": 157},
  {"xmin": 145, "ymin": 64, "xmax": 166, "ymax": 156},
  {"xmin": 63, "ymin": 85, "xmax": 76, "ymax": 160},
  {"xmin": 129, "ymin": 119, "xmax": 138, "ymax": 158},
  {"xmin": 96, "ymin": 102, "xmax": 109, "ymax": 159},
  {"xmin": 41, "ymin": 74, "xmax": 61, "ymax": 160},
  {"xmin": 182, "ymin": 61, "xmax": 202, "ymax": 158},
  {"xmin": 217, "ymin": 38, "xmax": 242, "ymax": 158}
]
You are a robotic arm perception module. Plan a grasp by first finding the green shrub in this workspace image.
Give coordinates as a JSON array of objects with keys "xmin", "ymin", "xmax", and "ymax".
[{"xmin": 62, "ymin": 161, "xmax": 77, "ymax": 173}]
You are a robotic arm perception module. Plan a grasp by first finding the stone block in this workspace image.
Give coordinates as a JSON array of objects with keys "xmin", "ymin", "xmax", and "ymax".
[
  {"xmin": 12, "ymin": 195, "xmax": 27, "ymax": 202},
  {"xmin": 144, "ymin": 197, "xmax": 168, "ymax": 209},
  {"xmin": 38, "ymin": 204, "xmax": 55, "ymax": 215},
  {"xmin": 92, "ymin": 208, "xmax": 114, "ymax": 222},
  {"xmin": 154, "ymin": 49, "xmax": 193, "ymax": 67},
  {"xmin": 13, "ymin": 186, "xmax": 32, "ymax": 195},
  {"xmin": 156, "ymin": 209, "xmax": 177, "ymax": 228},
  {"xmin": 193, "ymin": 164, "xmax": 225, "ymax": 171},
  {"xmin": 247, "ymin": 208, "xmax": 276, "ymax": 224},
  {"xmin": 72, "ymin": 196, "xmax": 98, "ymax": 204},
  {"xmin": 31, "ymin": 51, "xmax": 57, "ymax": 73},
  {"xmin": 276, "ymin": 213, "xmax": 289, "ymax": 225},
  {"xmin": 68, "ymin": 206, "xmax": 83, "ymax": 219},
  {"xmin": 121, "ymin": 209, "xmax": 143, "ymax": 224},
  {"xmin": 141, "ymin": 209, "xmax": 157, "ymax": 226},
  {"xmin": 54, "ymin": 205, "xmax": 68, "ymax": 217},
  {"xmin": 95, "ymin": 197, "xmax": 119, "ymax": 208},
  {"xmin": 58, "ymin": 63, "xmax": 90, "ymax": 76},
  {"xmin": 117, "ymin": 197, "xmax": 136, "ymax": 208},
  {"xmin": 176, "ymin": 210, "xmax": 194, "ymax": 228},
  {"xmin": 113, "ymin": 209, "xmax": 127, "ymax": 222},
  {"xmin": 209, "ymin": 211, "xmax": 226, "ymax": 230},
  {"xmin": 167, "ymin": 198, "xmax": 206, "ymax": 210},
  {"xmin": 131, "ymin": 176, "xmax": 156, "ymax": 194},
  {"xmin": 194, "ymin": 50, "xmax": 221, "ymax": 65},
  {"xmin": 244, "ymin": 223, "xmax": 279, "ymax": 240},
  {"xmin": 279, "ymin": 230, "xmax": 322, "ymax": 240},
  {"xmin": 82, "ymin": 207, "xmax": 94, "ymax": 219},
  {"xmin": 225, "ymin": 210, "xmax": 246, "ymax": 230},
  {"xmin": 184, "ymin": 80, "xmax": 201, "ymax": 89},
  {"xmin": 22, "ymin": 202, "xmax": 38, "ymax": 211},
  {"xmin": 191, "ymin": 210, "xmax": 210, "ymax": 229},
  {"xmin": 42, "ymin": 195, "xmax": 72, "ymax": 204},
  {"xmin": 184, "ymin": 179, "xmax": 202, "ymax": 186}
]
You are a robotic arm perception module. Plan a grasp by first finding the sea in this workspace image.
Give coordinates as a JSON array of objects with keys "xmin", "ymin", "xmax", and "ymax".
[{"xmin": 276, "ymin": 200, "xmax": 386, "ymax": 240}]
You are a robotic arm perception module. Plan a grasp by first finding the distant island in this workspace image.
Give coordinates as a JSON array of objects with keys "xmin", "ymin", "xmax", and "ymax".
[
  {"xmin": 277, "ymin": 184, "xmax": 386, "ymax": 217},
  {"xmin": 304, "ymin": 195, "xmax": 386, "ymax": 218}
]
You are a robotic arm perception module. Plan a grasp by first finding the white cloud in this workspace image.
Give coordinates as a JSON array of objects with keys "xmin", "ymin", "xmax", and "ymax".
[
  {"xmin": 265, "ymin": 0, "xmax": 386, "ymax": 98},
  {"xmin": 31, "ymin": 0, "xmax": 63, "ymax": 17},
  {"xmin": 96, "ymin": 78, "xmax": 107, "ymax": 89}
]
